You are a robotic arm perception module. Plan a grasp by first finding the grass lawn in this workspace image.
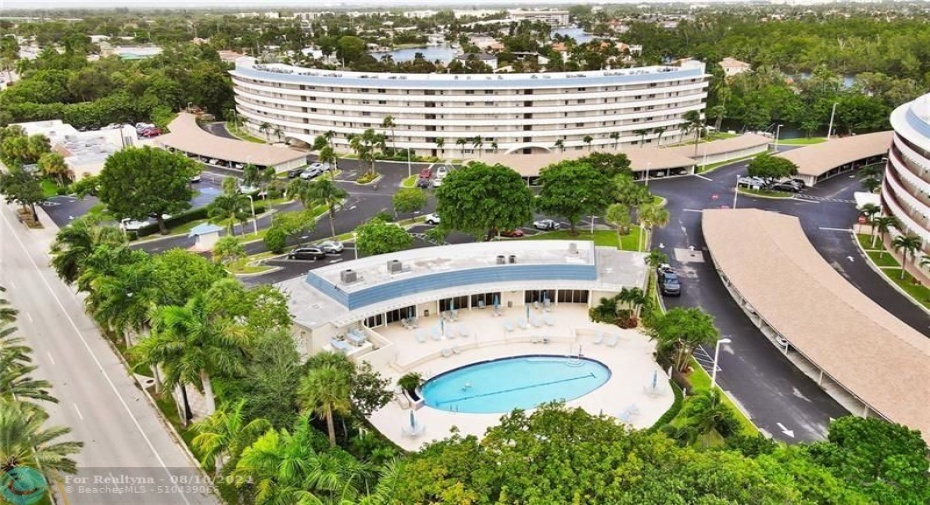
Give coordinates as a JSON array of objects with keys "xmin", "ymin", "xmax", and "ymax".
[
  {"xmin": 855, "ymin": 234, "xmax": 930, "ymax": 308},
  {"xmin": 865, "ymin": 249, "xmax": 901, "ymax": 267},
  {"xmin": 778, "ymin": 137, "xmax": 827, "ymax": 145},
  {"xmin": 228, "ymin": 260, "xmax": 274, "ymax": 274},
  {"xmin": 225, "ymin": 122, "xmax": 267, "ymax": 144},
  {"xmin": 401, "ymin": 175, "xmax": 417, "ymax": 188},
  {"xmin": 738, "ymin": 187, "xmax": 794, "ymax": 199},
  {"xmin": 524, "ymin": 228, "xmax": 644, "ymax": 251},
  {"xmin": 697, "ymin": 154, "xmax": 758, "ymax": 174},
  {"xmin": 39, "ymin": 178, "xmax": 59, "ymax": 198}
]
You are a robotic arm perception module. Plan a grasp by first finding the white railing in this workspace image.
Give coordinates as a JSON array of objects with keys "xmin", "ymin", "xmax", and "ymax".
[
  {"xmin": 884, "ymin": 169, "xmax": 930, "ymax": 224},
  {"xmin": 882, "ymin": 184, "xmax": 930, "ymax": 243},
  {"xmin": 889, "ymin": 150, "xmax": 930, "ymax": 198}
]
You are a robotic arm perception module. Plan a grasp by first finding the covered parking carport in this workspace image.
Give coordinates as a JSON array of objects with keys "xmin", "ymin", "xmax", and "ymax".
[
  {"xmin": 776, "ymin": 131, "xmax": 892, "ymax": 187},
  {"xmin": 703, "ymin": 208, "xmax": 930, "ymax": 443},
  {"xmin": 156, "ymin": 113, "xmax": 308, "ymax": 173}
]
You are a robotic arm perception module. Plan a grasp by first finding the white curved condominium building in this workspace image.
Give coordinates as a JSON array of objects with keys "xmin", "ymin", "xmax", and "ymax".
[
  {"xmin": 230, "ymin": 57, "xmax": 709, "ymax": 157},
  {"xmin": 885, "ymin": 93, "xmax": 930, "ymax": 253}
]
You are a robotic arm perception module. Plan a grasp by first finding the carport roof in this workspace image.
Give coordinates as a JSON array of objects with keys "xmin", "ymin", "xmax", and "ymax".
[
  {"xmin": 156, "ymin": 113, "xmax": 307, "ymax": 167},
  {"xmin": 776, "ymin": 131, "xmax": 892, "ymax": 177},
  {"xmin": 702, "ymin": 208, "xmax": 930, "ymax": 443}
]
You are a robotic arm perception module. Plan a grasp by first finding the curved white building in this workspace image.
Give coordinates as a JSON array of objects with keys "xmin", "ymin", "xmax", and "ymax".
[
  {"xmin": 230, "ymin": 57, "xmax": 709, "ymax": 157},
  {"xmin": 885, "ymin": 93, "xmax": 930, "ymax": 252}
]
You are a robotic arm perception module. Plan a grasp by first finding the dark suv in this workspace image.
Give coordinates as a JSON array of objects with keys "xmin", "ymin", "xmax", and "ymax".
[
  {"xmin": 287, "ymin": 247, "xmax": 325, "ymax": 260},
  {"xmin": 657, "ymin": 266, "xmax": 682, "ymax": 296}
]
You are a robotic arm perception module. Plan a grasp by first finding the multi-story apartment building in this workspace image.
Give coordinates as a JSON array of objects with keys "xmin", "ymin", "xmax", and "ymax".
[
  {"xmin": 508, "ymin": 9, "xmax": 571, "ymax": 27},
  {"xmin": 230, "ymin": 58, "xmax": 709, "ymax": 158},
  {"xmin": 884, "ymin": 92, "xmax": 930, "ymax": 253}
]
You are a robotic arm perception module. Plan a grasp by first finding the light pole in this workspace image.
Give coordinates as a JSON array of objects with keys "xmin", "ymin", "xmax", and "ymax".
[
  {"xmin": 827, "ymin": 102, "xmax": 838, "ymax": 140},
  {"xmin": 406, "ymin": 145, "xmax": 412, "ymax": 178},
  {"xmin": 710, "ymin": 337, "xmax": 732, "ymax": 389},
  {"xmin": 732, "ymin": 174, "xmax": 740, "ymax": 209},
  {"xmin": 245, "ymin": 194, "xmax": 258, "ymax": 235},
  {"xmin": 773, "ymin": 124, "xmax": 784, "ymax": 151},
  {"xmin": 644, "ymin": 161, "xmax": 651, "ymax": 186},
  {"xmin": 353, "ymin": 232, "xmax": 359, "ymax": 260},
  {"xmin": 589, "ymin": 215, "xmax": 597, "ymax": 234}
]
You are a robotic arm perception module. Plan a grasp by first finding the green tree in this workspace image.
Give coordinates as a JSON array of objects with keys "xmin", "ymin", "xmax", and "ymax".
[
  {"xmin": 298, "ymin": 363, "xmax": 351, "ymax": 447},
  {"xmin": 434, "ymin": 162, "xmax": 533, "ymax": 240},
  {"xmin": 609, "ymin": 131, "xmax": 620, "ymax": 149},
  {"xmin": 97, "ymin": 147, "xmax": 197, "ymax": 234},
  {"xmin": 50, "ymin": 216, "xmax": 127, "ymax": 285},
  {"xmin": 0, "ymin": 168, "xmax": 45, "ymax": 223},
  {"xmin": 0, "ymin": 399, "xmax": 83, "ymax": 486},
  {"xmin": 583, "ymin": 134, "xmax": 593, "ymax": 151},
  {"xmin": 1, "ymin": 335, "xmax": 57, "ymax": 405},
  {"xmin": 535, "ymin": 160, "xmax": 614, "ymax": 235},
  {"xmin": 207, "ymin": 192, "xmax": 251, "ymax": 236},
  {"xmin": 349, "ymin": 128, "xmax": 384, "ymax": 177},
  {"xmin": 637, "ymin": 202, "xmax": 670, "ymax": 252},
  {"xmin": 578, "ymin": 152, "xmax": 632, "ymax": 178},
  {"xmin": 746, "ymin": 152, "xmax": 799, "ymax": 180},
  {"xmin": 650, "ymin": 307, "xmax": 720, "ymax": 372},
  {"xmin": 647, "ymin": 249, "xmax": 669, "ymax": 269},
  {"xmin": 892, "ymin": 234, "xmax": 922, "ymax": 279},
  {"xmin": 336, "ymin": 35, "xmax": 367, "ymax": 64},
  {"xmin": 605, "ymin": 203, "xmax": 632, "ymax": 249},
  {"xmin": 294, "ymin": 178, "xmax": 347, "ymax": 238},
  {"xmin": 213, "ymin": 235, "xmax": 246, "ymax": 266},
  {"xmin": 318, "ymin": 145, "xmax": 338, "ymax": 174},
  {"xmin": 679, "ymin": 389, "xmax": 739, "ymax": 438},
  {"xmin": 151, "ymin": 249, "xmax": 229, "ymax": 307},
  {"xmin": 270, "ymin": 209, "xmax": 317, "ymax": 247},
  {"xmin": 258, "ymin": 122, "xmax": 270, "ymax": 140},
  {"xmin": 634, "ymin": 128, "xmax": 651, "ymax": 147},
  {"xmin": 682, "ymin": 109, "xmax": 704, "ymax": 156},
  {"xmin": 306, "ymin": 352, "xmax": 392, "ymax": 418},
  {"xmin": 191, "ymin": 399, "xmax": 271, "ymax": 476},
  {"xmin": 263, "ymin": 226, "xmax": 287, "ymax": 254},
  {"xmin": 381, "ymin": 114, "xmax": 396, "ymax": 152},
  {"xmin": 871, "ymin": 215, "xmax": 898, "ymax": 252},
  {"xmin": 355, "ymin": 218, "xmax": 413, "ymax": 256},
  {"xmin": 392, "ymin": 187, "xmax": 428, "ymax": 215},
  {"xmin": 37, "ymin": 152, "xmax": 71, "ymax": 186},
  {"xmin": 553, "ymin": 139, "xmax": 565, "ymax": 152},
  {"xmin": 83, "ymin": 251, "xmax": 158, "ymax": 347}
]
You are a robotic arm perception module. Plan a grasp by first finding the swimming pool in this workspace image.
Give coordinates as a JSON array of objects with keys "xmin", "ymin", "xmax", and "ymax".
[{"xmin": 420, "ymin": 355, "xmax": 611, "ymax": 414}]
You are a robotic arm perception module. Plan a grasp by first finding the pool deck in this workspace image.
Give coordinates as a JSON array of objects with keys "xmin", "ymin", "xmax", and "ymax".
[{"xmin": 367, "ymin": 304, "xmax": 673, "ymax": 451}]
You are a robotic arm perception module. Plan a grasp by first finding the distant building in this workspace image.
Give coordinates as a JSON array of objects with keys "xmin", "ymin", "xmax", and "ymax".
[
  {"xmin": 469, "ymin": 36, "xmax": 504, "ymax": 51},
  {"xmin": 454, "ymin": 53, "xmax": 498, "ymax": 70},
  {"xmin": 508, "ymin": 9, "xmax": 570, "ymax": 27},
  {"xmin": 719, "ymin": 57, "xmax": 752, "ymax": 77},
  {"xmin": 110, "ymin": 46, "xmax": 162, "ymax": 60},
  {"xmin": 218, "ymin": 50, "xmax": 245, "ymax": 64},
  {"xmin": 403, "ymin": 10, "xmax": 438, "ymax": 19},
  {"xmin": 11, "ymin": 120, "xmax": 137, "ymax": 180}
]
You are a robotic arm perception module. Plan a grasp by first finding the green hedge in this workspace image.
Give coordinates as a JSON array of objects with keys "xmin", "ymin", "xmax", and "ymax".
[
  {"xmin": 130, "ymin": 204, "xmax": 266, "ymax": 239},
  {"xmin": 646, "ymin": 380, "xmax": 684, "ymax": 433}
]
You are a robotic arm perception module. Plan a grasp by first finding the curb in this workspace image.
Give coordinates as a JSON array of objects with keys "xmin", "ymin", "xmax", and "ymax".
[{"xmin": 851, "ymin": 231, "xmax": 930, "ymax": 317}]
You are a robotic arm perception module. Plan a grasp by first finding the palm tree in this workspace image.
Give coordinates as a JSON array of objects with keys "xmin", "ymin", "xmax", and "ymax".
[
  {"xmin": 381, "ymin": 115, "xmax": 397, "ymax": 152},
  {"xmin": 213, "ymin": 235, "xmax": 246, "ymax": 265},
  {"xmin": 297, "ymin": 178, "xmax": 348, "ymax": 238},
  {"xmin": 638, "ymin": 202, "xmax": 670, "ymax": 252},
  {"xmin": 191, "ymin": 399, "xmax": 271, "ymax": 475},
  {"xmin": 634, "ymin": 128, "xmax": 650, "ymax": 148},
  {"xmin": 471, "ymin": 135, "xmax": 483, "ymax": 157},
  {"xmin": 681, "ymin": 389, "xmax": 735, "ymax": 436},
  {"xmin": 609, "ymin": 131, "xmax": 620, "ymax": 150},
  {"xmin": 133, "ymin": 295, "xmax": 250, "ymax": 417},
  {"xmin": 434, "ymin": 137, "xmax": 445, "ymax": 155},
  {"xmin": 50, "ymin": 217, "xmax": 127, "ymax": 285},
  {"xmin": 272, "ymin": 126, "xmax": 283, "ymax": 142},
  {"xmin": 349, "ymin": 129, "xmax": 383, "ymax": 176},
  {"xmin": 319, "ymin": 145, "xmax": 338, "ymax": 175},
  {"xmin": 207, "ymin": 193, "xmax": 251, "ymax": 236},
  {"xmin": 490, "ymin": 140, "xmax": 498, "ymax": 152},
  {"xmin": 682, "ymin": 110, "xmax": 704, "ymax": 156},
  {"xmin": 861, "ymin": 176, "xmax": 882, "ymax": 193},
  {"xmin": 708, "ymin": 105, "xmax": 726, "ymax": 133},
  {"xmin": 84, "ymin": 260, "xmax": 158, "ymax": 347},
  {"xmin": 455, "ymin": 138, "xmax": 468, "ymax": 158},
  {"xmin": 0, "ymin": 286, "xmax": 16, "ymax": 324},
  {"xmin": 0, "ymin": 399, "xmax": 83, "ymax": 485},
  {"xmin": 858, "ymin": 203, "xmax": 881, "ymax": 236},
  {"xmin": 653, "ymin": 126, "xmax": 667, "ymax": 147},
  {"xmin": 871, "ymin": 215, "xmax": 899, "ymax": 252},
  {"xmin": 323, "ymin": 130, "xmax": 336, "ymax": 149},
  {"xmin": 892, "ymin": 234, "xmax": 922, "ymax": 280},
  {"xmin": 649, "ymin": 307, "xmax": 720, "ymax": 372},
  {"xmin": 583, "ymin": 135, "xmax": 593, "ymax": 151},
  {"xmin": 646, "ymin": 249, "xmax": 669, "ymax": 270},
  {"xmin": 38, "ymin": 152, "xmax": 71, "ymax": 186},
  {"xmin": 554, "ymin": 139, "xmax": 565, "ymax": 153},
  {"xmin": 259, "ymin": 122, "xmax": 271, "ymax": 140},
  {"xmin": 605, "ymin": 203, "xmax": 631, "ymax": 250},
  {"xmin": 1, "ymin": 334, "xmax": 57, "ymax": 405},
  {"xmin": 297, "ymin": 363, "xmax": 351, "ymax": 447}
]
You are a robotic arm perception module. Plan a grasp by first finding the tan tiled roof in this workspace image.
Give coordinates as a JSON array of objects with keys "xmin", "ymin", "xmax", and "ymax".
[
  {"xmin": 663, "ymin": 133, "xmax": 770, "ymax": 158},
  {"xmin": 777, "ymin": 131, "xmax": 893, "ymax": 177},
  {"xmin": 156, "ymin": 113, "xmax": 307, "ymax": 167},
  {"xmin": 703, "ymin": 208, "xmax": 930, "ymax": 442}
]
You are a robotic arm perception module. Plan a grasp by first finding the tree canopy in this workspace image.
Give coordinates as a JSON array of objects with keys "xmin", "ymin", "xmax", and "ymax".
[
  {"xmin": 354, "ymin": 217, "xmax": 413, "ymax": 256},
  {"xmin": 747, "ymin": 152, "xmax": 799, "ymax": 180},
  {"xmin": 434, "ymin": 161, "xmax": 533, "ymax": 240},
  {"xmin": 535, "ymin": 160, "xmax": 615, "ymax": 235}
]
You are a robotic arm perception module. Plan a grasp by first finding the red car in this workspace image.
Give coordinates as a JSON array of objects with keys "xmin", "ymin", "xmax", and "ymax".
[
  {"xmin": 499, "ymin": 229, "xmax": 525, "ymax": 238},
  {"xmin": 139, "ymin": 127, "xmax": 162, "ymax": 138},
  {"xmin": 419, "ymin": 167, "xmax": 432, "ymax": 179}
]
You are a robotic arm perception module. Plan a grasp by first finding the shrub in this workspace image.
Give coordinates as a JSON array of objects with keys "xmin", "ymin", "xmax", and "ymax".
[
  {"xmin": 374, "ymin": 210, "xmax": 393, "ymax": 222},
  {"xmin": 264, "ymin": 226, "xmax": 287, "ymax": 254},
  {"xmin": 357, "ymin": 172, "xmax": 378, "ymax": 184},
  {"xmin": 647, "ymin": 380, "xmax": 683, "ymax": 432},
  {"xmin": 56, "ymin": 185, "xmax": 71, "ymax": 196}
]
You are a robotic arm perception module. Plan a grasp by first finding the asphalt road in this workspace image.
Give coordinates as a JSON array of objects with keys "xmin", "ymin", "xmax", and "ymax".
[{"xmin": 0, "ymin": 204, "xmax": 217, "ymax": 505}]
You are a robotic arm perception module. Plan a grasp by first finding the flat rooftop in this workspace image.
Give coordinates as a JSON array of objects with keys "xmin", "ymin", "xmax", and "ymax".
[{"xmin": 702, "ymin": 209, "xmax": 930, "ymax": 443}]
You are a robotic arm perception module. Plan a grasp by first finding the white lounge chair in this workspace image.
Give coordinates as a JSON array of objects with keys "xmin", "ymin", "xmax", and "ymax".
[
  {"xmin": 450, "ymin": 309, "xmax": 459, "ymax": 321},
  {"xmin": 543, "ymin": 299, "xmax": 552, "ymax": 312},
  {"xmin": 493, "ymin": 307, "xmax": 502, "ymax": 317},
  {"xmin": 543, "ymin": 314, "xmax": 555, "ymax": 326},
  {"xmin": 504, "ymin": 320, "xmax": 515, "ymax": 332},
  {"xmin": 530, "ymin": 316, "xmax": 543, "ymax": 328},
  {"xmin": 431, "ymin": 328, "xmax": 442, "ymax": 341},
  {"xmin": 606, "ymin": 334, "xmax": 619, "ymax": 347},
  {"xmin": 593, "ymin": 332, "xmax": 604, "ymax": 345},
  {"xmin": 452, "ymin": 346, "xmax": 461, "ymax": 354},
  {"xmin": 533, "ymin": 301, "xmax": 541, "ymax": 311},
  {"xmin": 330, "ymin": 339, "xmax": 353, "ymax": 354},
  {"xmin": 410, "ymin": 317, "xmax": 419, "ymax": 328},
  {"xmin": 477, "ymin": 300, "xmax": 486, "ymax": 309},
  {"xmin": 459, "ymin": 326, "xmax": 470, "ymax": 338},
  {"xmin": 441, "ymin": 348, "xmax": 453, "ymax": 357},
  {"xmin": 416, "ymin": 331, "xmax": 427, "ymax": 343}
]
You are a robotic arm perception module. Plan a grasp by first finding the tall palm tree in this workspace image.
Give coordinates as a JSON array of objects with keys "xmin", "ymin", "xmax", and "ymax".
[
  {"xmin": 605, "ymin": 203, "xmax": 631, "ymax": 250},
  {"xmin": 295, "ymin": 178, "xmax": 347, "ymax": 238},
  {"xmin": 708, "ymin": 105, "xmax": 726, "ymax": 133},
  {"xmin": 646, "ymin": 249, "xmax": 669, "ymax": 270},
  {"xmin": 682, "ymin": 389, "xmax": 734, "ymax": 436},
  {"xmin": 38, "ymin": 152, "xmax": 71, "ymax": 186},
  {"xmin": 858, "ymin": 203, "xmax": 881, "ymax": 236},
  {"xmin": 259, "ymin": 122, "xmax": 271, "ymax": 140},
  {"xmin": 133, "ymin": 295, "xmax": 250, "ymax": 417},
  {"xmin": 554, "ymin": 139, "xmax": 565, "ymax": 153},
  {"xmin": 323, "ymin": 130, "xmax": 336, "ymax": 150},
  {"xmin": 583, "ymin": 135, "xmax": 593, "ymax": 151},
  {"xmin": 207, "ymin": 193, "xmax": 251, "ymax": 236},
  {"xmin": 861, "ymin": 176, "xmax": 882, "ymax": 193},
  {"xmin": 272, "ymin": 126, "xmax": 283, "ymax": 142},
  {"xmin": 381, "ymin": 115, "xmax": 397, "ymax": 152},
  {"xmin": 471, "ymin": 135, "xmax": 483, "ymax": 157},
  {"xmin": 455, "ymin": 138, "xmax": 467, "ymax": 158},
  {"xmin": 872, "ymin": 215, "xmax": 899, "ymax": 252},
  {"xmin": 609, "ymin": 131, "xmax": 620, "ymax": 150},
  {"xmin": 191, "ymin": 399, "xmax": 270, "ymax": 475},
  {"xmin": 892, "ymin": 234, "xmax": 923, "ymax": 280},
  {"xmin": 298, "ymin": 363, "xmax": 351, "ymax": 447},
  {"xmin": 434, "ymin": 137, "xmax": 445, "ymax": 155},
  {"xmin": 0, "ymin": 399, "xmax": 83, "ymax": 485},
  {"xmin": 649, "ymin": 307, "xmax": 719, "ymax": 372},
  {"xmin": 1, "ymin": 330, "xmax": 57, "ymax": 405},
  {"xmin": 634, "ymin": 128, "xmax": 650, "ymax": 147},
  {"xmin": 490, "ymin": 140, "xmax": 498, "ymax": 152},
  {"xmin": 682, "ymin": 110, "xmax": 704, "ymax": 156},
  {"xmin": 349, "ymin": 129, "xmax": 383, "ymax": 176},
  {"xmin": 85, "ymin": 260, "xmax": 158, "ymax": 347},
  {"xmin": 319, "ymin": 145, "xmax": 338, "ymax": 175},
  {"xmin": 50, "ymin": 217, "xmax": 127, "ymax": 285},
  {"xmin": 638, "ymin": 202, "xmax": 670, "ymax": 252},
  {"xmin": 653, "ymin": 126, "xmax": 667, "ymax": 147},
  {"xmin": 1, "ymin": 285, "xmax": 18, "ymax": 324}
]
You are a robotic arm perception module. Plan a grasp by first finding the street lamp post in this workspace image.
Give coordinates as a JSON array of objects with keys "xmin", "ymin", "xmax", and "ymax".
[
  {"xmin": 353, "ymin": 232, "xmax": 359, "ymax": 260},
  {"xmin": 773, "ymin": 124, "xmax": 784, "ymax": 151},
  {"xmin": 644, "ymin": 161, "xmax": 651, "ymax": 186},
  {"xmin": 732, "ymin": 174, "xmax": 740, "ymax": 209},
  {"xmin": 589, "ymin": 215, "xmax": 597, "ymax": 234},
  {"xmin": 407, "ymin": 145, "xmax": 412, "ymax": 178},
  {"xmin": 827, "ymin": 102, "xmax": 838, "ymax": 140},
  {"xmin": 710, "ymin": 337, "xmax": 733, "ymax": 389},
  {"xmin": 245, "ymin": 194, "xmax": 258, "ymax": 235}
]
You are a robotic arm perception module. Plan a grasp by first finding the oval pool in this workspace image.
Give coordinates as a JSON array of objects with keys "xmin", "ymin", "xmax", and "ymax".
[{"xmin": 420, "ymin": 355, "xmax": 611, "ymax": 414}]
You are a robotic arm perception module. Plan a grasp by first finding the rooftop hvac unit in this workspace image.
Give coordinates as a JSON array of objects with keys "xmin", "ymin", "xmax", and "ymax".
[
  {"xmin": 387, "ymin": 259, "xmax": 403, "ymax": 273},
  {"xmin": 568, "ymin": 243, "xmax": 578, "ymax": 254},
  {"xmin": 340, "ymin": 269, "xmax": 357, "ymax": 284},
  {"xmin": 496, "ymin": 255, "xmax": 506, "ymax": 265},
  {"xmin": 508, "ymin": 255, "xmax": 517, "ymax": 264}
]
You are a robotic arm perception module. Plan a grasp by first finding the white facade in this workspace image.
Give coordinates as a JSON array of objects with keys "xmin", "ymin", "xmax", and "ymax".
[
  {"xmin": 230, "ymin": 58, "xmax": 709, "ymax": 157},
  {"xmin": 508, "ymin": 9, "xmax": 571, "ymax": 27},
  {"xmin": 885, "ymin": 93, "xmax": 930, "ymax": 252}
]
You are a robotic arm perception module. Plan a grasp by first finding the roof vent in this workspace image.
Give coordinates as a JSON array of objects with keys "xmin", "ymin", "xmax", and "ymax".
[
  {"xmin": 568, "ymin": 243, "xmax": 578, "ymax": 254},
  {"xmin": 340, "ymin": 269, "xmax": 357, "ymax": 283},
  {"xmin": 496, "ymin": 255, "xmax": 506, "ymax": 265},
  {"xmin": 508, "ymin": 255, "xmax": 517, "ymax": 264},
  {"xmin": 387, "ymin": 259, "xmax": 403, "ymax": 273}
]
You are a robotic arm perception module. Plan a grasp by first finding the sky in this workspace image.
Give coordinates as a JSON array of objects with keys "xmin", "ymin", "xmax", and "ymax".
[{"xmin": 2, "ymin": 0, "xmax": 669, "ymax": 12}]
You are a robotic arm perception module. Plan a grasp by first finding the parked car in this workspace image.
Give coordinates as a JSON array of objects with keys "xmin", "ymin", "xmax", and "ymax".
[
  {"xmin": 309, "ymin": 161, "xmax": 331, "ymax": 171},
  {"xmin": 119, "ymin": 218, "xmax": 148, "ymax": 232},
  {"xmin": 657, "ymin": 266, "xmax": 681, "ymax": 296},
  {"xmin": 499, "ymin": 229, "xmax": 525, "ymax": 237},
  {"xmin": 139, "ymin": 127, "xmax": 162, "ymax": 138},
  {"xmin": 737, "ymin": 176, "xmax": 767, "ymax": 188},
  {"xmin": 238, "ymin": 184, "xmax": 259, "ymax": 194},
  {"xmin": 424, "ymin": 213, "xmax": 440, "ymax": 225},
  {"xmin": 419, "ymin": 167, "xmax": 432, "ymax": 179},
  {"xmin": 431, "ymin": 177, "xmax": 443, "ymax": 187},
  {"xmin": 286, "ymin": 167, "xmax": 303, "ymax": 178},
  {"xmin": 300, "ymin": 166, "xmax": 323, "ymax": 180},
  {"xmin": 317, "ymin": 240, "xmax": 344, "ymax": 254},
  {"xmin": 436, "ymin": 165, "xmax": 450, "ymax": 179},
  {"xmin": 790, "ymin": 178, "xmax": 807, "ymax": 188},
  {"xmin": 287, "ymin": 247, "xmax": 326, "ymax": 260},
  {"xmin": 189, "ymin": 173, "xmax": 202, "ymax": 183},
  {"xmin": 416, "ymin": 177, "xmax": 432, "ymax": 189},
  {"xmin": 771, "ymin": 181, "xmax": 801, "ymax": 192},
  {"xmin": 533, "ymin": 219, "xmax": 561, "ymax": 231}
]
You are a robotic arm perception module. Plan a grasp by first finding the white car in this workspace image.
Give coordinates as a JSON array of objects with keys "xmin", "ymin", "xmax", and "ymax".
[
  {"xmin": 317, "ymin": 240, "xmax": 344, "ymax": 254},
  {"xmin": 238, "ymin": 184, "xmax": 259, "ymax": 194},
  {"xmin": 424, "ymin": 213, "xmax": 440, "ymax": 225},
  {"xmin": 431, "ymin": 177, "xmax": 443, "ymax": 187},
  {"xmin": 190, "ymin": 173, "xmax": 202, "ymax": 183},
  {"xmin": 436, "ymin": 165, "xmax": 451, "ymax": 179},
  {"xmin": 119, "ymin": 218, "xmax": 148, "ymax": 231},
  {"xmin": 533, "ymin": 219, "xmax": 561, "ymax": 231}
]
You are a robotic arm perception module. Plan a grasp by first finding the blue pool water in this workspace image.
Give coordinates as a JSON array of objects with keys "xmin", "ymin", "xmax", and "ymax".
[{"xmin": 421, "ymin": 355, "xmax": 611, "ymax": 414}]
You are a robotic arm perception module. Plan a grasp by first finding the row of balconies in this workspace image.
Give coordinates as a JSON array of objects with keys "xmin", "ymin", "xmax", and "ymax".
[
  {"xmin": 885, "ymin": 169, "xmax": 930, "ymax": 227},
  {"xmin": 882, "ymin": 182, "xmax": 930, "ymax": 246}
]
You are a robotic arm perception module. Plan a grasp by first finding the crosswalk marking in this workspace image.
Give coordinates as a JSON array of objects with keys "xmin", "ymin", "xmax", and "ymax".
[{"xmin": 793, "ymin": 194, "xmax": 855, "ymax": 204}]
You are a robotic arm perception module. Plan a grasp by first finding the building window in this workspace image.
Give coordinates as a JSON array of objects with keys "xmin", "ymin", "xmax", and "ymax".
[
  {"xmin": 465, "ymin": 90, "xmax": 475, "ymax": 94},
  {"xmin": 577, "ymin": 87, "xmax": 586, "ymax": 91},
  {"xmin": 378, "ymin": 89, "xmax": 386, "ymax": 93},
  {"xmin": 364, "ymin": 314, "xmax": 384, "ymax": 328},
  {"xmin": 362, "ymin": 112, "xmax": 371, "ymax": 116},
  {"xmin": 465, "ymin": 102, "xmax": 474, "ymax": 106},
  {"xmin": 484, "ymin": 90, "xmax": 494, "ymax": 95}
]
